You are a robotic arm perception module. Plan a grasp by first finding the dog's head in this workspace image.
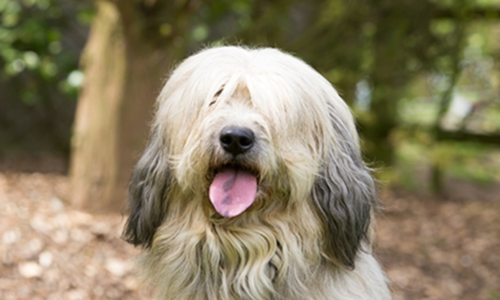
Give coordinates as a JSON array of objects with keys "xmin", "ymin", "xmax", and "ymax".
[{"xmin": 122, "ymin": 46, "xmax": 376, "ymax": 269}]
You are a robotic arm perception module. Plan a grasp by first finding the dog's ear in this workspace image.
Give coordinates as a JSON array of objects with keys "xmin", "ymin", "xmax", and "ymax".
[
  {"xmin": 122, "ymin": 129, "xmax": 171, "ymax": 248},
  {"xmin": 312, "ymin": 112, "xmax": 376, "ymax": 269}
]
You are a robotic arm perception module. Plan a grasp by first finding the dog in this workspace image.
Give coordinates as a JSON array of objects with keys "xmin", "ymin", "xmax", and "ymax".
[{"xmin": 122, "ymin": 46, "xmax": 391, "ymax": 300}]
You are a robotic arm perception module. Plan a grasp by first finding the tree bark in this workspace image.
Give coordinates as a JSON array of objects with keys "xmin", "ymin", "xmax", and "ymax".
[
  {"xmin": 69, "ymin": 1, "xmax": 174, "ymax": 212},
  {"xmin": 359, "ymin": 17, "xmax": 407, "ymax": 168}
]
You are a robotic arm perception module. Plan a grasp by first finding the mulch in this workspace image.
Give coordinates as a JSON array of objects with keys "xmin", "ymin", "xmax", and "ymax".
[
  {"xmin": 1, "ymin": 171, "xmax": 499, "ymax": 300},
  {"xmin": 377, "ymin": 189, "xmax": 500, "ymax": 300}
]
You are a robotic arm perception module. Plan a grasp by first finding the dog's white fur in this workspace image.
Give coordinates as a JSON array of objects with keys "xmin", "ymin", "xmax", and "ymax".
[{"xmin": 123, "ymin": 46, "xmax": 391, "ymax": 300}]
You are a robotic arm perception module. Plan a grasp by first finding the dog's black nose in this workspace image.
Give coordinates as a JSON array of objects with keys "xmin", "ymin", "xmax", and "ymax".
[{"xmin": 220, "ymin": 127, "xmax": 255, "ymax": 156}]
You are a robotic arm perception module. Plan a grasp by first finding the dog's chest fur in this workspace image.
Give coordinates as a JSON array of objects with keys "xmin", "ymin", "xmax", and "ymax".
[{"xmin": 143, "ymin": 207, "xmax": 333, "ymax": 300}]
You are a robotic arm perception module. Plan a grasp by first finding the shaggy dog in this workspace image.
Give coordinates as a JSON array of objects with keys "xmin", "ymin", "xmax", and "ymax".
[{"xmin": 122, "ymin": 46, "xmax": 391, "ymax": 300}]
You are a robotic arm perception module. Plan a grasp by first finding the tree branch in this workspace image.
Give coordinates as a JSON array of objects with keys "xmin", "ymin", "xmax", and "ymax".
[
  {"xmin": 435, "ymin": 7, "xmax": 500, "ymax": 20},
  {"xmin": 436, "ymin": 130, "xmax": 500, "ymax": 145}
]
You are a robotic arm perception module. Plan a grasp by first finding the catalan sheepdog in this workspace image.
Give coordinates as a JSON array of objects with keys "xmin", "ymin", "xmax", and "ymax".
[{"xmin": 122, "ymin": 46, "xmax": 391, "ymax": 300}]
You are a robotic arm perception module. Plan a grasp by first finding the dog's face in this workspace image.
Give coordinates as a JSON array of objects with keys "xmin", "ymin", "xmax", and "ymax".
[{"xmin": 123, "ymin": 47, "xmax": 376, "ymax": 269}]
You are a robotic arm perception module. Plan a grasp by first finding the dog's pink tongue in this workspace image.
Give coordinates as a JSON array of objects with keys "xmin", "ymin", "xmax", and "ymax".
[{"xmin": 209, "ymin": 168, "xmax": 257, "ymax": 218}]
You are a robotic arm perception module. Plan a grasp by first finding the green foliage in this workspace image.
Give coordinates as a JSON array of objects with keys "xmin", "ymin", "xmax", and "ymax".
[
  {"xmin": 433, "ymin": 142, "xmax": 499, "ymax": 185},
  {"xmin": 0, "ymin": 0, "xmax": 90, "ymax": 101},
  {"xmin": 0, "ymin": 0, "xmax": 91, "ymax": 154},
  {"xmin": 391, "ymin": 140, "xmax": 499, "ymax": 190},
  {"xmin": 190, "ymin": 0, "xmax": 297, "ymax": 47}
]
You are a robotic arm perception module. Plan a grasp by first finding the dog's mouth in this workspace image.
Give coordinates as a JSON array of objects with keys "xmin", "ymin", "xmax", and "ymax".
[{"xmin": 208, "ymin": 164, "xmax": 259, "ymax": 218}]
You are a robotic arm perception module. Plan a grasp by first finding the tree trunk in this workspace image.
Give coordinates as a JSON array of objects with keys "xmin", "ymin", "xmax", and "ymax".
[
  {"xmin": 360, "ymin": 52, "xmax": 403, "ymax": 168},
  {"xmin": 69, "ymin": 1, "xmax": 174, "ymax": 212},
  {"xmin": 359, "ymin": 11, "xmax": 409, "ymax": 168},
  {"xmin": 360, "ymin": 84, "xmax": 400, "ymax": 168}
]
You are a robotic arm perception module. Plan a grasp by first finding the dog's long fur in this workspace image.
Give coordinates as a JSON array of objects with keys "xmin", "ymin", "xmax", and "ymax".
[{"xmin": 123, "ymin": 46, "xmax": 391, "ymax": 300}]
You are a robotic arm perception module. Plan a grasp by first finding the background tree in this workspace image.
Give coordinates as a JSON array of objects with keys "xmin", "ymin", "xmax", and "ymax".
[
  {"xmin": 69, "ymin": 0, "xmax": 195, "ymax": 211},
  {"xmin": 295, "ymin": 0, "xmax": 474, "ymax": 167}
]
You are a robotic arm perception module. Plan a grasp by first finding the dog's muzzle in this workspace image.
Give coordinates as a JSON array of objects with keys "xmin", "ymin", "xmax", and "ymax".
[{"xmin": 209, "ymin": 126, "xmax": 258, "ymax": 218}]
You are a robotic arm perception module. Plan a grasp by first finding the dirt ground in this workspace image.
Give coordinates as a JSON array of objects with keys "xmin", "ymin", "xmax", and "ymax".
[
  {"xmin": 376, "ymin": 188, "xmax": 500, "ymax": 300},
  {"xmin": 0, "ymin": 164, "xmax": 499, "ymax": 299}
]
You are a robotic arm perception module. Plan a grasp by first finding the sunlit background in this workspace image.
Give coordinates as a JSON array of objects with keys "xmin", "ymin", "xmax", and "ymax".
[{"xmin": 1, "ymin": 1, "xmax": 499, "ymax": 299}]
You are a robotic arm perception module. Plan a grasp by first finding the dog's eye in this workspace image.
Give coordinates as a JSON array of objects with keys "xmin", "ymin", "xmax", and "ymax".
[{"xmin": 209, "ymin": 89, "xmax": 224, "ymax": 106}]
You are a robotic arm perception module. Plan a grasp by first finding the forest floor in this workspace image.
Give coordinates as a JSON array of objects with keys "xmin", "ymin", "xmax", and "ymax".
[{"xmin": 0, "ymin": 155, "xmax": 499, "ymax": 300}]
